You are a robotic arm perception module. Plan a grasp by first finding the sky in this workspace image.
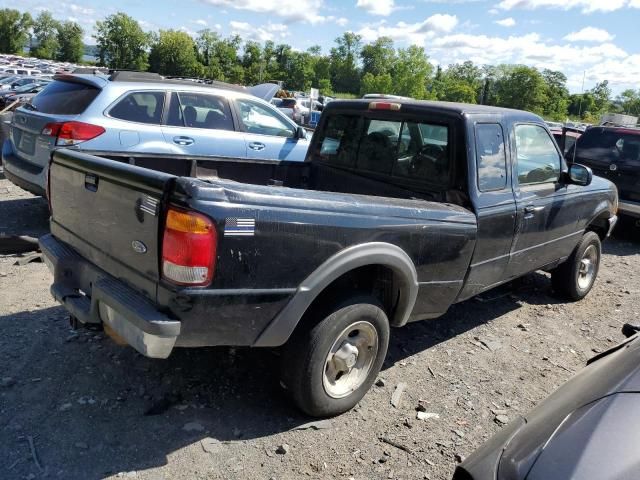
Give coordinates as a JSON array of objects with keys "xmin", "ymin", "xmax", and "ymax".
[{"xmin": 3, "ymin": 0, "xmax": 640, "ymax": 94}]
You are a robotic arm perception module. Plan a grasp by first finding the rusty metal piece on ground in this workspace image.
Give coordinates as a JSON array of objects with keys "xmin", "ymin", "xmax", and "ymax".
[{"xmin": 14, "ymin": 253, "xmax": 43, "ymax": 266}]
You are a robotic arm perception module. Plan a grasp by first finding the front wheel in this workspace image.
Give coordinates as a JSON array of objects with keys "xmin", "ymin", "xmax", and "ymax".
[
  {"xmin": 280, "ymin": 295, "xmax": 390, "ymax": 417},
  {"xmin": 552, "ymin": 231, "xmax": 602, "ymax": 301}
]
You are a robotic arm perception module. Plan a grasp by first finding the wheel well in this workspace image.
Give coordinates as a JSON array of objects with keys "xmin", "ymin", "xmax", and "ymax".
[
  {"xmin": 587, "ymin": 212, "xmax": 610, "ymax": 240},
  {"xmin": 298, "ymin": 265, "xmax": 398, "ymax": 329}
]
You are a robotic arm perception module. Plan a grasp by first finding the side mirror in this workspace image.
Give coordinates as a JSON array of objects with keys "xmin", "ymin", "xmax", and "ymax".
[
  {"xmin": 567, "ymin": 163, "xmax": 592, "ymax": 186},
  {"xmin": 296, "ymin": 126, "xmax": 307, "ymax": 140}
]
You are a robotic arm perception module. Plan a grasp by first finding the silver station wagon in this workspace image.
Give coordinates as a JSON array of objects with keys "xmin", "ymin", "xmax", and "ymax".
[{"xmin": 2, "ymin": 71, "xmax": 310, "ymax": 195}]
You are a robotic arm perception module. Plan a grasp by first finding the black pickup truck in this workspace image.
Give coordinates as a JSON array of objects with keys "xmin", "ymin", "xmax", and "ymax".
[{"xmin": 41, "ymin": 99, "xmax": 618, "ymax": 416}]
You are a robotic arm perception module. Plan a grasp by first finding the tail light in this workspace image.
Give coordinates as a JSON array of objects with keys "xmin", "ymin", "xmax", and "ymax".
[
  {"xmin": 41, "ymin": 121, "xmax": 105, "ymax": 146},
  {"xmin": 162, "ymin": 208, "xmax": 217, "ymax": 286}
]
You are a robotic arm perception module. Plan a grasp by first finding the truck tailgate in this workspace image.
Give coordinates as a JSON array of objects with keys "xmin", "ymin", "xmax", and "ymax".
[{"xmin": 48, "ymin": 149, "xmax": 175, "ymax": 297}]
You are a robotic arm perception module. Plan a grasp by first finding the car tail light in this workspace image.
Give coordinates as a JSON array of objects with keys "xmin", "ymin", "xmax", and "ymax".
[
  {"xmin": 162, "ymin": 208, "xmax": 217, "ymax": 286},
  {"xmin": 368, "ymin": 102, "xmax": 401, "ymax": 111},
  {"xmin": 41, "ymin": 121, "xmax": 105, "ymax": 146}
]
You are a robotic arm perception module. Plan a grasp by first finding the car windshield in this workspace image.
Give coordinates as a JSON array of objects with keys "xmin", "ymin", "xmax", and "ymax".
[{"xmin": 14, "ymin": 83, "xmax": 39, "ymax": 93}]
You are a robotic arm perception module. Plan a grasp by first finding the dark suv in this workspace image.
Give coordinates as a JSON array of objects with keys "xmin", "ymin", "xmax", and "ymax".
[{"xmin": 568, "ymin": 126, "xmax": 640, "ymax": 219}]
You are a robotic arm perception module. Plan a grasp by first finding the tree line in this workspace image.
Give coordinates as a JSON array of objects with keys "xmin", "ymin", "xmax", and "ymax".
[
  {"xmin": 1, "ymin": 8, "xmax": 639, "ymax": 121},
  {"xmin": 0, "ymin": 9, "xmax": 84, "ymax": 63}
]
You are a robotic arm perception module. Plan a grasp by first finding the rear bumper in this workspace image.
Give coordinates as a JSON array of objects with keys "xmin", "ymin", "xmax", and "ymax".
[
  {"xmin": 619, "ymin": 200, "xmax": 640, "ymax": 218},
  {"xmin": 40, "ymin": 234, "xmax": 181, "ymax": 358},
  {"xmin": 1, "ymin": 139, "xmax": 46, "ymax": 196}
]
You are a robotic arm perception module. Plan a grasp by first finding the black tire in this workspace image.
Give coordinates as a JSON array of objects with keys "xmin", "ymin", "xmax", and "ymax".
[
  {"xmin": 280, "ymin": 295, "xmax": 390, "ymax": 417},
  {"xmin": 552, "ymin": 231, "xmax": 601, "ymax": 301}
]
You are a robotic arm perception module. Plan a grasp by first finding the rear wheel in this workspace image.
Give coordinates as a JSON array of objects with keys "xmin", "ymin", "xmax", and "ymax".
[
  {"xmin": 280, "ymin": 295, "xmax": 389, "ymax": 417},
  {"xmin": 552, "ymin": 231, "xmax": 601, "ymax": 301}
]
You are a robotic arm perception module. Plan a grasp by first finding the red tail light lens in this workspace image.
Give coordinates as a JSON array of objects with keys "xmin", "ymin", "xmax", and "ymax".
[
  {"xmin": 162, "ymin": 208, "xmax": 217, "ymax": 286},
  {"xmin": 368, "ymin": 102, "xmax": 401, "ymax": 111},
  {"xmin": 41, "ymin": 121, "xmax": 105, "ymax": 146}
]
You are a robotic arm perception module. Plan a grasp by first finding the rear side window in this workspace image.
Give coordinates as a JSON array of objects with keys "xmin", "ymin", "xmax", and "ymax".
[
  {"xmin": 315, "ymin": 113, "xmax": 450, "ymax": 186},
  {"xmin": 576, "ymin": 129, "xmax": 640, "ymax": 163},
  {"xmin": 166, "ymin": 92, "xmax": 234, "ymax": 131},
  {"xmin": 475, "ymin": 124, "xmax": 507, "ymax": 191},
  {"xmin": 110, "ymin": 91, "xmax": 165, "ymax": 125},
  {"xmin": 31, "ymin": 81, "xmax": 100, "ymax": 115}
]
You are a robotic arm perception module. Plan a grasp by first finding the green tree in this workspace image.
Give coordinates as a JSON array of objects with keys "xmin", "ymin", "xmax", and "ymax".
[
  {"xmin": 242, "ymin": 40, "xmax": 263, "ymax": 84},
  {"xmin": 330, "ymin": 32, "xmax": 362, "ymax": 94},
  {"xmin": 149, "ymin": 30, "xmax": 201, "ymax": 77},
  {"xmin": 494, "ymin": 65, "xmax": 547, "ymax": 114},
  {"xmin": 614, "ymin": 89, "xmax": 640, "ymax": 116},
  {"xmin": 31, "ymin": 11, "xmax": 59, "ymax": 59},
  {"xmin": 360, "ymin": 72, "xmax": 393, "ymax": 96},
  {"xmin": 56, "ymin": 21, "xmax": 83, "ymax": 63},
  {"xmin": 541, "ymin": 69, "xmax": 569, "ymax": 120},
  {"xmin": 318, "ymin": 78, "xmax": 333, "ymax": 95},
  {"xmin": 590, "ymin": 80, "xmax": 611, "ymax": 115},
  {"xmin": 360, "ymin": 36, "xmax": 395, "ymax": 77},
  {"xmin": 94, "ymin": 12, "xmax": 150, "ymax": 70},
  {"xmin": 0, "ymin": 9, "xmax": 32, "ymax": 54},
  {"xmin": 391, "ymin": 45, "xmax": 433, "ymax": 99},
  {"xmin": 195, "ymin": 29, "xmax": 223, "ymax": 80}
]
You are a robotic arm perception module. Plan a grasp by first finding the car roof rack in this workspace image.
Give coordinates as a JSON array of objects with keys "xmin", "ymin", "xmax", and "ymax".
[
  {"xmin": 106, "ymin": 70, "xmax": 248, "ymax": 93},
  {"xmin": 108, "ymin": 70, "xmax": 164, "ymax": 82},
  {"xmin": 72, "ymin": 67, "xmax": 109, "ymax": 75}
]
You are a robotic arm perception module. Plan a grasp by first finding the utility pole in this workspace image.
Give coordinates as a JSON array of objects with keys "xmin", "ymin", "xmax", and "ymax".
[{"xmin": 577, "ymin": 70, "xmax": 586, "ymax": 119}]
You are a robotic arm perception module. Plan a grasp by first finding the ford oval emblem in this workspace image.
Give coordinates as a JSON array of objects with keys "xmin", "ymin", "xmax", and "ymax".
[{"xmin": 131, "ymin": 240, "xmax": 147, "ymax": 254}]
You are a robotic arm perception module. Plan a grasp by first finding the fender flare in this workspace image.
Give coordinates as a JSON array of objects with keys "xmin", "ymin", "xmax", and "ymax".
[{"xmin": 253, "ymin": 242, "xmax": 419, "ymax": 347}]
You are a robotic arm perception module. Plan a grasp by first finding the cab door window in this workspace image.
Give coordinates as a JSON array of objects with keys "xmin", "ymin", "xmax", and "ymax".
[{"xmin": 515, "ymin": 124, "xmax": 561, "ymax": 186}]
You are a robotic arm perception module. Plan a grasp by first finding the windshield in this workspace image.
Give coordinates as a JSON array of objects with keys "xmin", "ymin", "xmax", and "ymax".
[{"xmin": 14, "ymin": 83, "xmax": 39, "ymax": 93}]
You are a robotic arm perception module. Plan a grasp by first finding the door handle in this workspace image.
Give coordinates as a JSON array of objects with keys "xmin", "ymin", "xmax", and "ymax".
[
  {"xmin": 248, "ymin": 142, "xmax": 265, "ymax": 151},
  {"xmin": 173, "ymin": 136, "xmax": 194, "ymax": 146},
  {"xmin": 524, "ymin": 205, "xmax": 545, "ymax": 214}
]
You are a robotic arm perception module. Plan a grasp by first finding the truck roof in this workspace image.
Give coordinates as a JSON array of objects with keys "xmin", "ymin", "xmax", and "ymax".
[{"xmin": 327, "ymin": 98, "xmax": 543, "ymax": 122}]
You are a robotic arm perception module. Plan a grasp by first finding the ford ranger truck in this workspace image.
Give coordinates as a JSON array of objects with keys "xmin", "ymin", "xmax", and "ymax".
[{"xmin": 41, "ymin": 99, "xmax": 618, "ymax": 417}]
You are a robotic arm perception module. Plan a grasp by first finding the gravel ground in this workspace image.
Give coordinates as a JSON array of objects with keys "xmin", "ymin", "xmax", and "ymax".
[{"xmin": 1, "ymin": 173, "xmax": 639, "ymax": 480}]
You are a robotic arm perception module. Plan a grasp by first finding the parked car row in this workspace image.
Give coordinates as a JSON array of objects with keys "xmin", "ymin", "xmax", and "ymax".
[{"xmin": 2, "ymin": 71, "xmax": 310, "ymax": 195}]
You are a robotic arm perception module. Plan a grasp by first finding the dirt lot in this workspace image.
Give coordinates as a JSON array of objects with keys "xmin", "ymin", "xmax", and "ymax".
[{"xmin": 1, "ymin": 173, "xmax": 639, "ymax": 480}]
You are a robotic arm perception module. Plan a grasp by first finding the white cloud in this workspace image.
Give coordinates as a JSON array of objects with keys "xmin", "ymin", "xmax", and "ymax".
[
  {"xmin": 202, "ymin": 0, "xmax": 327, "ymax": 23},
  {"xmin": 356, "ymin": 0, "xmax": 395, "ymax": 16},
  {"xmin": 357, "ymin": 14, "xmax": 459, "ymax": 45},
  {"xmin": 497, "ymin": 0, "xmax": 630, "ymax": 14},
  {"xmin": 193, "ymin": 19, "xmax": 208, "ymax": 27},
  {"xmin": 229, "ymin": 21, "xmax": 290, "ymax": 42},
  {"xmin": 336, "ymin": 17, "xmax": 349, "ymax": 27},
  {"xmin": 495, "ymin": 17, "xmax": 516, "ymax": 26},
  {"xmin": 424, "ymin": 31, "xmax": 636, "ymax": 91},
  {"xmin": 564, "ymin": 26, "xmax": 614, "ymax": 42}
]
